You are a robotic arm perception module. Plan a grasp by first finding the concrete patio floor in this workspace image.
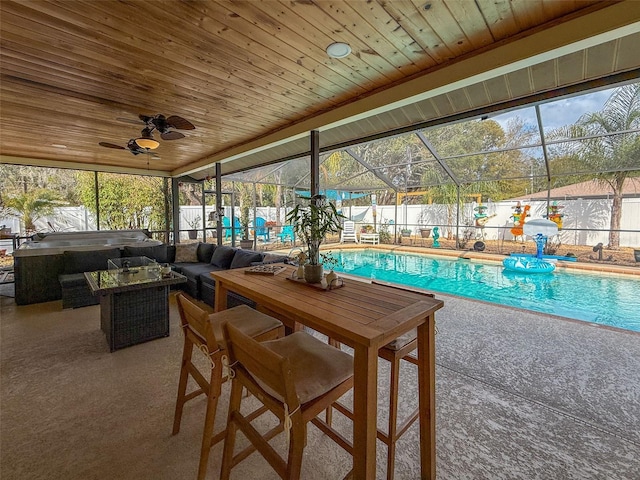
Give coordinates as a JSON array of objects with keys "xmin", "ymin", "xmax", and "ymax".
[{"xmin": 1, "ymin": 283, "xmax": 639, "ymax": 479}]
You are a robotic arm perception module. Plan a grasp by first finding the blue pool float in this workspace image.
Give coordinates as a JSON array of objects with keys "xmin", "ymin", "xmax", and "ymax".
[{"xmin": 503, "ymin": 256, "xmax": 556, "ymax": 273}]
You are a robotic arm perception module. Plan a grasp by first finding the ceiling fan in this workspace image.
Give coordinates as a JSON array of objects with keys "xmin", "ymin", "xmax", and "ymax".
[
  {"xmin": 101, "ymin": 113, "xmax": 195, "ymax": 153},
  {"xmin": 138, "ymin": 114, "xmax": 195, "ymax": 140},
  {"xmin": 98, "ymin": 138, "xmax": 160, "ymax": 156}
]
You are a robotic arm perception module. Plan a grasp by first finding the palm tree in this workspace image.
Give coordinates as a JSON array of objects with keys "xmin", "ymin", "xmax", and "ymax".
[
  {"xmin": 4, "ymin": 189, "xmax": 62, "ymax": 233},
  {"xmin": 575, "ymin": 83, "xmax": 640, "ymax": 248}
]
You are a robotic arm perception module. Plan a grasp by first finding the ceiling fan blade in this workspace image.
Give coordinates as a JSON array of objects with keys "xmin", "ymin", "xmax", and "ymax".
[
  {"xmin": 116, "ymin": 117, "xmax": 144, "ymax": 125},
  {"xmin": 161, "ymin": 131, "xmax": 185, "ymax": 140},
  {"xmin": 99, "ymin": 142, "xmax": 126, "ymax": 150},
  {"xmin": 166, "ymin": 115, "xmax": 195, "ymax": 130},
  {"xmin": 139, "ymin": 114, "xmax": 154, "ymax": 124}
]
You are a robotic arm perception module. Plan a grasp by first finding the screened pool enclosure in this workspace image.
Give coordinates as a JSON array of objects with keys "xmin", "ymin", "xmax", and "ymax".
[{"xmin": 2, "ymin": 81, "xmax": 639, "ymax": 258}]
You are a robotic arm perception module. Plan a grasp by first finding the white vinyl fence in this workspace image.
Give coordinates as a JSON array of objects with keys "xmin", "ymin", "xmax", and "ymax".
[{"xmin": 2, "ymin": 198, "xmax": 639, "ymax": 253}]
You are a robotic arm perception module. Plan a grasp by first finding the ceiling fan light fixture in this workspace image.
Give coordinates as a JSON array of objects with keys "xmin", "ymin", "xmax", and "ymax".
[
  {"xmin": 135, "ymin": 137, "xmax": 160, "ymax": 149},
  {"xmin": 326, "ymin": 42, "xmax": 351, "ymax": 59},
  {"xmin": 135, "ymin": 127, "xmax": 160, "ymax": 150}
]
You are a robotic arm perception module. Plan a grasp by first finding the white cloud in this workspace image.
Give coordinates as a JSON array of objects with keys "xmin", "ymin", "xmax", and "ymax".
[{"xmin": 492, "ymin": 87, "xmax": 616, "ymax": 131}]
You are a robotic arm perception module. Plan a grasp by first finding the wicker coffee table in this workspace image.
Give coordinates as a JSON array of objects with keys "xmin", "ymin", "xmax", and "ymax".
[{"xmin": 85, "ymin": 267, "xmax": 186, "ymax": 352}]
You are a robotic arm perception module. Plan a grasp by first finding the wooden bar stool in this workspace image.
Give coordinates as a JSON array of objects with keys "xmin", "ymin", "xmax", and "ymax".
[
  {"xmin": 331, "ymin": 281, "xmax": 435, "ymax": 480},
  {"xmin": 172, "ymin": 293, "xmax": 284, "ymax": 480},
  {"xmin": 219, "ymin": 323, "xmax": 354, "ymax": 480}
]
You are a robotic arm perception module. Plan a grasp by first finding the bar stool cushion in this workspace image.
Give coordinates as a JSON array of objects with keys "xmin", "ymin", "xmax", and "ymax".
[
  {"xmin": 211, "ymin": 305, "xmax": 282, "ymax": 349},
  {"xmin": 384, "ymin": 329, "xmax": 416, "ymax": 351},
  {"xmin": 257, "ymin": 331, "xmax": 353, "ymax": 404}
]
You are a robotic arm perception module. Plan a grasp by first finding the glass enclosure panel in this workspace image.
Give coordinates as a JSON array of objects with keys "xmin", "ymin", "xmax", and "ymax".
[
  {"xmin": 95, "ymin": 173, "xmax": 166, "ymax": 237},
  {"xmin": 547, "ymin": 132, "xmax": 640, "ymax": 177},
  {"xmin": 443, "ymin": 146, "xmax": 545, "ymax": 188},
  {"xmin": 425, "ymin": 117, "xmax": 522, "ymax": 158},
  {"xmin": 177, "ymin": 179, "xmax": 203, "ymax": 242},
  {"xmin": 0, "ymin": 165, "xmax": 92, "ymax": 238},
  {"xmin": 485, "ymin": 107, "xmax": 542, "ymax": 147},
  {"xmin": 538, "ymin": 86, "xmax": 621, "ymax": 139}
]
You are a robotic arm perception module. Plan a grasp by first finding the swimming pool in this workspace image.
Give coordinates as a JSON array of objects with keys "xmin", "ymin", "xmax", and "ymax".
[{"xmin": 327, "ymin": 249, "xmax": 640, "ymax": 333}]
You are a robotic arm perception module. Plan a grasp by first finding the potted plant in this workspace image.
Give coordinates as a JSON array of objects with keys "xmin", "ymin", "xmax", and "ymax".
[
  {"xmin": 286, "ymin": 195, "xmax": 344, "ymax": 283},
  {"xmin": 400, "ymin": 228, "xmax": 411, "ymax": 238},
  {"xmin": 186, "ymin": 215, "xmax": 201, "ymax": 240},
  {"xmin": 419, "ymin": 227, "xmax": 431, "ymax": 238}
]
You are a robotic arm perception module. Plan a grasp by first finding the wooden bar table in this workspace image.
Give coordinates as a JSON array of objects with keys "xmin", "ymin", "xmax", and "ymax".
[{"xmin": 211, "ymin": 266, "xmax": 443, "ymax": 479}]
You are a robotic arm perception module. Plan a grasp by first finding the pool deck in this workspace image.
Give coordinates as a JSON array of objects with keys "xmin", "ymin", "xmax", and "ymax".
[
  {"xmin": 2, "ymin": 279, "xmax": 638, "ymax": 479},
  {"xmin": 321, "ymin": 242, "xmax": 640, "ymax": 277}
]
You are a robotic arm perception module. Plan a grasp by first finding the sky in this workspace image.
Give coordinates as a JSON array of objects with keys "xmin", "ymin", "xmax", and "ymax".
[{"xmin": 492, "ymin": 87, "xmax": 614, "ymax": 132}]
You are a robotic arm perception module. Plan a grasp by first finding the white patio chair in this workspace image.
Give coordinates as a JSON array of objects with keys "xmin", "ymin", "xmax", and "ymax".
[{"xmin": 340, "ymin": 221, "xmax": 359, "ymax": 243}]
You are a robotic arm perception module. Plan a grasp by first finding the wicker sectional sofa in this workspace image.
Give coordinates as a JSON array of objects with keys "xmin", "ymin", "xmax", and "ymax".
[
  {"xmin": 14, "ymin": 228, "xmax": 286, "ymax": 307},
  {"xmin": 53, "ymin": 241, "xmax": 285, "ymax": 309},
  {"xmin": 169, "ymin": 242, "xmax": 287, "ymax": 309}
]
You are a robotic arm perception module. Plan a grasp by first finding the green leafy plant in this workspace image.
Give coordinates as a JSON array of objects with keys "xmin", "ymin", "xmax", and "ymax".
[
  {"xmin": 285, "ymin": 195, "xmax": 344, "ymax": 265},
  {"xmin": 4, "ymin": 189, "xmax": 63, "ymax": 233},
  {"xmin": 378, "ymin": 221, "xmax": 392, "ymax": 244},
  {"xmin": 320, "ymin": 251, "xmax": 342, "ymax": 271}
]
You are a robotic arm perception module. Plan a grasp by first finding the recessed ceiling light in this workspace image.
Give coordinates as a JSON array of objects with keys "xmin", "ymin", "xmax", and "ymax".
[
  {"xmin": 51, "ymin": 144, "xmax": 67, "ymax": 148},
  {"xmin": 326, "ymin": 42, "xmax": 352, "ymax": 59}
]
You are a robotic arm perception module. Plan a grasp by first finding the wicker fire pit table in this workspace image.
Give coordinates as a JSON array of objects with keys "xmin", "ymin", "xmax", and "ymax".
[{"xmin": 85, "ymin": 260, "xmax": 186, "ymax": 352}]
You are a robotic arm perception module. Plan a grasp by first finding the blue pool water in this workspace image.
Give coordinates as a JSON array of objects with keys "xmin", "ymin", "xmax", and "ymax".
[{"xmin": 328, "ymin": 249, "xmax": 640, "ymax": 333}]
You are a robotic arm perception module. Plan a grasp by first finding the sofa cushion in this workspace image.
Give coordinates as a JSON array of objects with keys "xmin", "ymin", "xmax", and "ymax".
[
  {"xmin": 230, "ymin": 249, "xmax": 263, "ymax": 269},
  {"xmin": 199, "ymin": 267, "xmax": 226, "ymax": 288},
  {"xmin": 210, "ymin": 245, "xmax": 236, "ymax": 268},
  {"xmin": 178, "ymin": 263, "xmax": 220, "ymax": 281},
  {"xmin": 174, "ymin": 243, "xmax": 199, "ymax": 263},
  {"xmin": 197, "ymin": 242, "xmax": 216, "ymax": 263},
  {"xmin": 252, "ymin": 253, "xmax": 287, "ymax": 266},
  {"xmin": 123, "ymin": 244, "xmax": 171, "ymax": 263},
  {"xmin": 58, "ymin": 273, "xmax": 89, "ymax": 288},
  {"xmin": 62, "ymin": 248, "xmax": 121, "ymax": 274}
]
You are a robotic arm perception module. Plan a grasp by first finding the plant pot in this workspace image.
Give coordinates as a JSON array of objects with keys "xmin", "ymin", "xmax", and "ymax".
[
  {"xmin": 400, "ymin": 230, "xmax": 411, "ymax": 238},
  {"xmin": 188, "ymin": 229, "xmax": 197, "ymax": 240},
  {"xmin": 634, "ymin": 249, "xmax": 640, "ymax": 262},
  {"xmin": 303, "ymin": 264, "xmax": 324, "ymax": 284},
  {"xmin": 239, "ymin": 239, "xmax": 254, "ymax": 249},
  {"xmin": 420, "ymin": 228, "xmax": 431, "ymax": 238}
]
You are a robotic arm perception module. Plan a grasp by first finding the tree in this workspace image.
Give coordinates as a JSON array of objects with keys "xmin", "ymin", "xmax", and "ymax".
[
  {"xmin": 573, "ymin": 83, "xmax": 640, "ymax": 248},
  {"xmin": 4, "ymin": 189, "xmax": 62, "ymax": 233},
  {"xmin": 236, "ymin": 183, "xmax": 253, "ymax": 240},
  {"xmin": 75, "ymin": 172, "xmax": 165, "ymax": 231}
]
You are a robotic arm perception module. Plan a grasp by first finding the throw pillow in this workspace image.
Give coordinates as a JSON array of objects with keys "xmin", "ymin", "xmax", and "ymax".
[
  {"xmin": 197, "ymin": 242, "xmax": 216, "ymax": 263},
  {"xmin": 262, "ymin": 253, "xmax": 287, "ymax": 264},
  {"xmin": 210, "ymin": 245, "xmax": 237, "ymax": 268},
  {"xmin": 230, "ymin": 249, "xmax": 263, "ymax": 269},
  {"xmin": 174, "ymin": 243, "xmax": 199, "ymax": 263}
]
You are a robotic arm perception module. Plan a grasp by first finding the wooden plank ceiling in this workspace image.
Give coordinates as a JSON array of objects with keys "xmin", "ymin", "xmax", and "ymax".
[{"xmin": 1, "ymin": 0, "xmax": 639, "ymax": 179}]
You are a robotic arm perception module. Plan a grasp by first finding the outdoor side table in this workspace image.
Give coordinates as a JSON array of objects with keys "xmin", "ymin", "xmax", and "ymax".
[
  {"xmin": 85, "ymin": 267, "xmax": 186, "ymax": 352},
  {"xmin": 360, "ymin": 233, "xmax": 380, "ymax": 245}
]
